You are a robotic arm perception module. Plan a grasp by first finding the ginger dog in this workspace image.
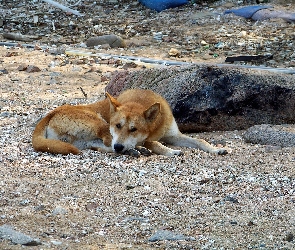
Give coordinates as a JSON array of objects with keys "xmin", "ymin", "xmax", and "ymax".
[
  {"xmin": 32, "ymin": 89, "xmax": 228, "ymax": 156},
  {"xmin": 32, "ymin": 99, "xmax": 113, "ymax": 155},
  {"xmin": 106, "ymin": 89, "xmax": 228, "ymax": 156}
]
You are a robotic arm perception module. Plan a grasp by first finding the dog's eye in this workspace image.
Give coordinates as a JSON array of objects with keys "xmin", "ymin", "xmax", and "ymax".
[
  {"xmin": 130, "ymin": 127, "xmax": 137, "ymax": 132},
  {"xmin": 116, "ymin": 124, "xmax": 121, "ymax": 129}
]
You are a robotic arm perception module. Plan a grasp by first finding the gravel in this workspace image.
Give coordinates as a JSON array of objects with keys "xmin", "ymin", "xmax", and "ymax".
[{"xmin": 1, "ymin": 1, "xmax": 295, "ymax": 248}]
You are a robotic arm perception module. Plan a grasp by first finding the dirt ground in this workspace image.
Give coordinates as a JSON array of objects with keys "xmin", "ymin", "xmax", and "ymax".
[{"xmin": 1, "ymin": 0, "xmax": 295, "ymax": 249}]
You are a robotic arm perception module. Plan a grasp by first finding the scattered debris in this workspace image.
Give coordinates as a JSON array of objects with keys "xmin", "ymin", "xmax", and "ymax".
[
  {"xmin": 224, "ymin": 5, "xmax": 295, "ymax": 22},
  {"xmin": 138, "ymin": 0, "xmax": 189, "ymax": 12},
  {"xmin": 225, "ymin": 54, "xmax": 273, "ymax": 63},
  {"xmin": 42, "ymin": 0, "xmax": 83, "ymax": 16},
  {"xmin": 2, "ymin": 33, "xmax": 39, "ymax": 42},
  {"xmin": 79, "ymin": 87, "xmax": 88, "ymax": 99}
]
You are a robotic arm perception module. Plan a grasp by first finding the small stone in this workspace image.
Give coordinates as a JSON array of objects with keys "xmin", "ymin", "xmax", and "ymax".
[
  {"xmin": 51, "ymin": 240, "xmax": 63, "ymax": 245},
  {"xmin": 0, "ymin": 68, "xmax": 8, "ymax": 74},
  {"xmin": 215, "ymin": 42, "xmax": 225, "ymax": 49},
  {"xmin": 168, "ymin": 48, "xmax": 181, "ymax": 57},
  {"xmin": 17, "ymin": 64, "xmax": 28, "ymax": 71},
  {"xmin": 20, "ymin": 199, "xmax": 30, "ymax": 206},
  {"xmin": 224, "ymin": 195, "xmax": 239, "ymax": 203},
  {"xmin": 238, "ymin": 31, "xmax": 247, "ymax": 37},
  {"xmin": 153, "ymin": 32, "xmax": 163, "ymax": 41},
  {"xmin": 201, "ymin": 40, "xmax": 208, "ymax": 45},
  {"xmin": 201, "ymin": 54, "xmax": 212, "ymax": 60},
  {"xmin": 26, "ymin": 65, "xmax": 41, "ymax": 73},
  {"xmin": 100, "ymin": 75, "xmax": 109, "ymax": 82},
  {"xmin": 125, "ymin": 185, "xmax": 135, "ymax": 190},
  {"xmin": 86, "ymin": 34, "xmax": 126, "ymax": 48},
  {"xmin": 85, "ymin": 203, "xmax": 99, "ymax": 212},
  {"xmin": 285, "ymin": 233, "xmax": 294, "ymax": 242},
  {"xmin": 122, "ymin": 62, "xmax": 138, "ymax": 69},
  {"xmin": 247, "ymin": 221, "xmax": 256, "ymax": 226},
  {"xmin": 52, "ymin": 206, "xmax": 68, "ymax": 215},
  {"xmin": 148, "ymin": 230, "xmax": 195, "ymax": 242}
]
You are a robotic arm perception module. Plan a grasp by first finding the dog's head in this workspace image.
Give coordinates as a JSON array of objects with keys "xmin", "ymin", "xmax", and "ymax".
[{"xmin": 106, "ymin": 92, "xmax": 160, "ymax": 153}]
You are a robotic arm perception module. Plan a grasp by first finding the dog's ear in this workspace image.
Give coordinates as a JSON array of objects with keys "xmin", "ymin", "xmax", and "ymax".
[
  {"xmin": 144, "ymin": 102, "xmax": 160, "ymax": 122},
  {"xmin": 105, "ymin": 92, "xmax": 121, "ymax": 113}
]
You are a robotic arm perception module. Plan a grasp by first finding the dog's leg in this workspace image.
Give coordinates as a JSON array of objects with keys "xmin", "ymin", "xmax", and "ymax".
[
  {"xmin": 82, "ymin": 140, "xmax": 113, "ymax": 153},
  {"xmin": 161, "ymin": 119, "xmax": 228, "ymax": 155},
  {"xmin": 144, "ymin": 141, "xmax": 183, "ymax": 156},
  {"xmin": 162, "ymin": 133, "xmax": 228, "ymax": 155}
]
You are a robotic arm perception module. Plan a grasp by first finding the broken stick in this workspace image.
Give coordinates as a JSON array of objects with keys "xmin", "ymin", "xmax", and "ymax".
[{"xmin": 42, "ymin": 0, "xmax": 83, "ymax": 16}]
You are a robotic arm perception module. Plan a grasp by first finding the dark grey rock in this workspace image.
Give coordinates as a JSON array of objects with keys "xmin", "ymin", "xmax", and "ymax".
[
  {"xmin": 106, "ymin": 65, "xmax": 295, "ymax": 132},
  {"xmin": 285, "ymin": 232, "xmax": 294, "ymax": 242},
  {"xmin": 148, "ymin": 230, "xmax": 195, "ymax": 242},
  {"xmin": 86, "ymin": 34, "xmax": 126, "ymax": 48},
  {"xmin": 243, "ymin": 124, "xmax": 295, "ymax": 147},
  {"xmin": 224, "ymin": 195, "xmax": 239, "ymax": 203},
  {"xmin": 0, "ymin": 224, "xmax": 41, "ymax": 246}
]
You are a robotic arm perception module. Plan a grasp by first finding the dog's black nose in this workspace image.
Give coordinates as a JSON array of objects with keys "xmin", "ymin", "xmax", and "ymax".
[{"xmin": 114, "ymin": 143, "xmax": 124, "ymax": 152}]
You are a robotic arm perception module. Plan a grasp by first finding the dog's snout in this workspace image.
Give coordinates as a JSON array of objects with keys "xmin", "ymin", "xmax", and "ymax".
[{"xmin": 114, "ymin": 143, "xmax": 124, "ymax": 152}]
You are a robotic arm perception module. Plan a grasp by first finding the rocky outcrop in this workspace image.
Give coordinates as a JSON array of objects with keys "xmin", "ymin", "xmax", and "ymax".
[{"xmin": 106, "ymin": 65, "xmax": 295, "ymax": 132}]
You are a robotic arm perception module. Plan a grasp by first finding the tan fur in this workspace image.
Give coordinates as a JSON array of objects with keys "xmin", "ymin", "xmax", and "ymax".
[
  {"xmin": 33, "ymin": 89, "xmax": 228, "ymax": 156},
  {"xmin": 106, "ymin": 89, "xmax": 228, "ymax": 156},
  {"xmin": 32, "ymin": 99, "xmax": 112, "ymax": 155}
]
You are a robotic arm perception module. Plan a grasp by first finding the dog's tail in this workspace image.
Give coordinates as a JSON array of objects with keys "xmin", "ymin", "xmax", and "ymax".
[{"xmin": 32, "ymin": 111, "xmax": 80, "ymax": 155}]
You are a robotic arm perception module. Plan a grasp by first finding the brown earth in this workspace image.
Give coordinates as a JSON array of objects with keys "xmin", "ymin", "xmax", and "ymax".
[{"xmin": 1, "ymin": 0, "xmax": 295, "ymax": 249}]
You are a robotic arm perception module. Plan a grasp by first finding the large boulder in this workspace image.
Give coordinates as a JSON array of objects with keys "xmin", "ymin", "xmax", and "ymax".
[{"xmin": 106, "ymin": 65, "xmax": 295, "ymax": 132}]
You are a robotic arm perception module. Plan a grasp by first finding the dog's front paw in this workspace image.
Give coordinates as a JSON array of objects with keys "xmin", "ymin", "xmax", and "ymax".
[
  {"xmin": 124, "ymin": 148, "xmax": 141, "ymax": 157},
  {"xmin": 217, "ymin": 148, "xmax": 228, "ymax": 155},
  {"xmin": 136, "ymin": 146, "xmax": 152, "ymax": 156}
]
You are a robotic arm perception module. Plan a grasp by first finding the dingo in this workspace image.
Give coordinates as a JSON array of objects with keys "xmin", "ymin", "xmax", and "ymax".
[
  {"xmin": 106, "ymin": 89, "xmax": 228, "ymax": 156},
  {"xmin": 32, "ymin": 99, "xmax": 113, "ymax": 155},
  {"xmin": 32, "ymin": 89, "xmax": 228, "ymax": 156}
]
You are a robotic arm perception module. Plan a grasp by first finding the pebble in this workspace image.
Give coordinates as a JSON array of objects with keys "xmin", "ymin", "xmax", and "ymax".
[
  {"xmin": 26, "ymin": 65, "xmax": 41, "ymax": 73},
  {"xmin": 153, "ymin": 32, "xmax": 163, "ymax": 41},
  {"xmin": 51, "ymin": 240, "xmax": 63, "ymax": 245},
  {"xmin": 148, "ymin": 230, "xmax": 195, "ymax": 242},
  {"xmin": 224, "ymin": 195, "xmax": 239, "ymax": 203},
  {"xmin": 0, "ymin": 68, "xmax": 8, "ymax": 74},
  {"xmin": 169, "ymin": 48, "xmax": 181, "ymax": 57},
  {"xmin": 238, "ymin": 31, "xmax": 247, "ymax": 37},
  {"xmin": 200, "ymin": 40, "xmax": 208, "ymax": 45},
  {"xmin": 285, "ymin": 233, "xmax": 294, "ymax": 242},
  {"xmin": 52, "ymin": 206, "xmax": 68, "ymax": 215}
]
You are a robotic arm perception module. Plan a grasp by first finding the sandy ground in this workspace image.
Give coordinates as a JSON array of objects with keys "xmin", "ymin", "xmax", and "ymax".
[{"xmin": 1, "ymin": 1, "xmax": 295, "ymax": 249}]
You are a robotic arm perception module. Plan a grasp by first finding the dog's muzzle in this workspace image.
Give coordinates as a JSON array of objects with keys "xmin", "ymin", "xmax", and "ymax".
[{"xmin": 114, "ymin": 143, "xmax": 124, "ymax": 153}]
